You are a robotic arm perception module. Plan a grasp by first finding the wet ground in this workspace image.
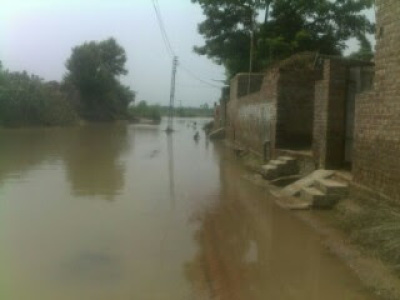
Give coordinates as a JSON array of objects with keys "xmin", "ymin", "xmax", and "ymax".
[{"xmin": 0, "ymin": 119, "xmax": 377, "ymax": 299}]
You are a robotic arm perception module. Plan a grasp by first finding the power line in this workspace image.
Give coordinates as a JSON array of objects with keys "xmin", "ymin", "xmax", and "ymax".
[
  {"xmin": 179, "ymin": 64, "xmax": 224, "ymax": 89},
  {"xmin": 151, "ymin": 0, "xmax": 174, "ymax": 57},
  {"xmin": 153, "ymin": 0, "xmax": 173, "ymax": 55},
  {"xmin": 150, "ymin": 0, "xmax": 225, "ymax": 90},
  {"xmin": 178, "ymin": 84, "xmax": 223, "ymax": 89}
]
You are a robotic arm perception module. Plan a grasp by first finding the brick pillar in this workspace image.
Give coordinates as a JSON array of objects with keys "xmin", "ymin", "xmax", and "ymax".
[
  {"xmin": 313, "ymin": 59, "xmax": 348, "ymax": 169},
  {"xmin": 353, "ymin": 0, "xmax": 400, "ymax": 201}
]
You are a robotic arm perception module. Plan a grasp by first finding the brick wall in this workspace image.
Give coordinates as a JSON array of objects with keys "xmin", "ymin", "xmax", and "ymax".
[
  {"xmin": 235, "ymin": 74, "xmax": 265, "ymax": 98},
  {"xmin": 314, "ymin": 59, "xmax": 374, "ymax": 170},
  {"xmin": 227, "ymin": 62, "xmax": 316, "ymax": 158},
  {"xmin": 313, "ymin": 59, "xmax": 348, "ymax": 169},
  {"xmin": 353, "ymin": 0, "xmax": 400, "ymax": 202},
  {"xmin": 276, "ymin": 70, "xmax": 316, "ymax": 149},
  {"xmin": 313, "ymin": 62, "xmax": 330, "ymax": 167},
  {"xmin": 227, "ymin": 72, "xmax": 278, "ymax": 156}
]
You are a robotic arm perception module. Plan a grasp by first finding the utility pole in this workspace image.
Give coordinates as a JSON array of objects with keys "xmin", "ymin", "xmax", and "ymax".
[
  {"xmin": 247, "ymin": 10, "xmax": 255, "ymax": 95},
  {"xmin": 166, "ymin": 56, "xmax": 178, "ymax": 133}
]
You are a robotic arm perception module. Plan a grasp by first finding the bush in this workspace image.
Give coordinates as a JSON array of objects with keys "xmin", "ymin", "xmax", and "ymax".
[
  {"xmin": 0, "ymin": 69, "xmax": 78, "ymax": 127},
  {"xmin": 128, "ymin": 101, "xmax": 161, "ymax": 122}
]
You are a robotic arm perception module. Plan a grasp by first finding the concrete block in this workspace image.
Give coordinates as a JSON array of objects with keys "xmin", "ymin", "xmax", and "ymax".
[
  {"xmin": 276, "ymin": 156, "xmax": 299, "ymax": 176},
  {"xmin": 301, "ymin": 187, "xmax": 339, "ymax": 209},
  {"xmin": 315, "ymin": 179, "xmax": 349, "ymax": 197},
  {"xmin": 278, "ymin": 156, "xmax": 297, "ymax": 163},
  {"xmin": 209, "ymin": 128, "xmax": 226, "ymax": 140},
  {"xmin": 269, "ymin": 160, "xmax": 287, "ymax": 167},
  {"xmin": 261, "ymin": 164, "xmax": 278, "ymax": 180}
]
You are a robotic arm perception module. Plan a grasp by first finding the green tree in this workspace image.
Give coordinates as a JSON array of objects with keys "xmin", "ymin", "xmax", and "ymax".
[
  {"xmin": 192, "ymin": 0, "xmax": 375, "ymax": 77},
  {"xmin": 129, "ymin": 100, "xmax": 162, "ymax": 122},
  {"xmin": 0, "ymin": 67, "xmax": 77, "ymax": 127},
  {"xmin": 64, "ymin": 38, "xmax": 134, "ymax": 121},
  {"xmin": 348, "ymin": 35, "xmax": 374, "ymax": 61}
]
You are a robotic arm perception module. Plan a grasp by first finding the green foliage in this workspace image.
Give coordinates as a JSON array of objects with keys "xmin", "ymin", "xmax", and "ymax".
[
  {"xmin": 338, "ymin": 200, "xmax": 400, "ymax": 274},
  {"xmin": 192, "ymin": 0, "xmax": 375, "ymax": 77},
  {"xmin": 348, "ymin": 35, "xmax": 374, "ymax": 61},
  {"xmin": 158, "ymin": 104, "xmax": 213, "ymax": 118},
  {"xmin": 0, "ymin": 38, "xmax": 135, "ymax": 127},
  {"xmin": 174, "ymin": 105, "xmax": 213, "ymax": 118},
  {"xmin": 128, "ymin": 101, "xmax": 213, "ymax": 121},
  {"xmin": 0, "ymin": 66, "xmax": 77, "ymax": 127},
  {"xmin": 64, "ymin": 38, "xmax": 135, "ymax": 121},
  {"xmin": 129, "ymin": 101, "xmax": 162, "ymax": 122}
]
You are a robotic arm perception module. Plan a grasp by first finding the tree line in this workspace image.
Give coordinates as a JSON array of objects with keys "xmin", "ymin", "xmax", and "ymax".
[
  {"xmin": 192, "ymin": 0, "xmax": 375, "ymax": 78},
  {"xmin": 128, "ymin": 100, "xmax": 214, "ymax": 122},
  {"xmin": 0, "ymin": 38, "xmax": 135, "ymax": 127}
]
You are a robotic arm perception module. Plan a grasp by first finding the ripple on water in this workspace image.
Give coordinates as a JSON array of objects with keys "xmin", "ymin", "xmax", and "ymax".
[{"xmin": 61, "ymin": 251, "xmax": 123, "ymax": 284}]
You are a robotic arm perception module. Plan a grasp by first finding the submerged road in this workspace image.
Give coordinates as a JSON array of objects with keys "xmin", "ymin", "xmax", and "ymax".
[{"xmin": 0, "ymin": 119, "xmax": 376, "ymax": 299}]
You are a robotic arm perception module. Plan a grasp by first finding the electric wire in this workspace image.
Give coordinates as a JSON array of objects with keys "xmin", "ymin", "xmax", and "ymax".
[
  {"xmin": 150, "ymin": 0, "xmax": 225, "ymax": 89},
  {"xmin": 179, "ymin": 64, "xmax": 224, "ymax": 89},
  {"xmin": 151, "ymin": 0, "xmax": 174, "ymax": 57}
]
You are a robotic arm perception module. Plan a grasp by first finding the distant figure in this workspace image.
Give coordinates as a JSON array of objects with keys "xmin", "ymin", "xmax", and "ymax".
[{"xmin": 194, "ymin": 131, "xmax": 200, "ymax": 141}]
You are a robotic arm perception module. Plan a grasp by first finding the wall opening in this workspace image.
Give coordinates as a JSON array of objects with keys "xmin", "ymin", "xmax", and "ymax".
[{"xmin": 275, "ymin": 70, "xmax": 316, "ymax": 151}]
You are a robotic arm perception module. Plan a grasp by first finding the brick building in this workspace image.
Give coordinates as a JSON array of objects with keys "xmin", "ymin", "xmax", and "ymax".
[
  {"xmin": 226, "ymin": 53, "xmax": 373, "ymax": 165},
  {"xmin": 224, "ymin": 1, "xmax": 399, "ymax": 204},
  {"xmin": 352, "ymin": 0, "xmax": 400, "ymax": 202},
  {"xmin": 227, "ymin": 54, "xmax": 317, "ymax": 160},
  {"xmin": 313, "ymin": 58, "xmax": 374, "ymax": 170}
]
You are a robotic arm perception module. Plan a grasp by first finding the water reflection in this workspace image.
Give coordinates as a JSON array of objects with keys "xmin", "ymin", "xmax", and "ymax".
[
  {"xmin": 0, "ymin": 124, "xmax": 131, "ymax": 200},
  {"xmin": 0, "ymin": 129, "xmax": 65, "ymax": 183},
  {"xmin": 64, "ymin": 124, "xmax": 130, "ymax": 200},
  {"xmin": 0, "ymin": 120, "xmax": 377, "ymax": 300},
  {"xmin": 63, "ymin": 251, "xmax": 122, "ymax": 284},
  {"xmin": 167, "ymin": 133, "xmax": 176, "ymax": 208},
  {"xmin": 185, "ymin": 150, "xmax": 375, "ymax": 300}
]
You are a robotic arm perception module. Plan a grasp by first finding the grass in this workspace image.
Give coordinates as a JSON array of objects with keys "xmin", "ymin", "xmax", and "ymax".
[{"xmin": 335, "ymin": 197, "xmax": 400, "ymax": 275}]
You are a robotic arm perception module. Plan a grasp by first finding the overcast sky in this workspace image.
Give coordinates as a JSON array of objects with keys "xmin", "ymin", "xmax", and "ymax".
[{"xmin": 1, "ymin": 0, "xmax": 375, "ymax": 107}]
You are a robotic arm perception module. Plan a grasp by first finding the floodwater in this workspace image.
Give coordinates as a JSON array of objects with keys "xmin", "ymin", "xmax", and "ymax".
[{"xmin": 0, "ymin": 119, "xmax": 376, "ymax": 300}]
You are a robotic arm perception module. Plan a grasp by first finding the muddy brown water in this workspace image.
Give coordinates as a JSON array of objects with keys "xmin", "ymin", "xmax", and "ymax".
[{"xmin": 0, "ymin": 120, "xmax": 377, "ymax": 300}]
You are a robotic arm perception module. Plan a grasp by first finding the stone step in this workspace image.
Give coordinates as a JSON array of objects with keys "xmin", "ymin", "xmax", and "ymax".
[
  {"xmin": 267, "ymin": 162, "xmax": 293, "ymax": 178},
  {"xmin": 261, "ymin": 164, "xmax": 278, "ymax": 180},
  {"xmin": 315, "ymin": 179, "xmax": 349, "ymax": 197},
  {"xmin": 261, "ymin": 164, "xmax": 277, "ymax": 171},
  {"xmin": 281, "ymin": 170, "xmax": 335, "ymax": 198},
  {"xmin": 277, "ymin": 156, "xmax": 297, "ymax": 164},
  {"xmin": 301, "ymin": 187, "xmax": 339, "ymax": 209},
  {"xmin": 260, "ymin": 156, "xmax": 299, "ymax": 181},
  {"xmin": 269, "ymin": 160, "xmax": 287, "ymax": 167},
  {"xmin": 277, "ymin": 156, "xmax": 298, "ymax": 176}
]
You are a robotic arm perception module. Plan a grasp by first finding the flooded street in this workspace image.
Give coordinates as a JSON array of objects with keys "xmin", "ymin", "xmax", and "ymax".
[{"xmin": 0, "ymin": 120, "xmax": 376, "ymax": 300}]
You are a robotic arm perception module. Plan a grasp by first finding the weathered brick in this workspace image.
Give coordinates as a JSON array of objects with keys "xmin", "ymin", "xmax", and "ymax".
[
  {"xmin": 227, "ymin": 55, "xmax": 316, "ymax": 158},
  {"xmin": 352, "ymin": 0, "xmax": 400, "ymax": 202}
]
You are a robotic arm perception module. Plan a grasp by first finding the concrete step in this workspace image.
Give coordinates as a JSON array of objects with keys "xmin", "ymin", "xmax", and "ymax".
[
  {"xmin": 269, "ymin": 160, "xmax": 287, "ymax": 167},
  {"xmin": 301, "ymin": 187, "xmax": 339, "ymax": 209},
  {"xmin": 261, "ymin": 164, "xmax": 277, "ymax": 171},
  {"xmin": 260, "ymin": 156, "xmax": 299, "ymax": 181},
  {"xmin": 261, "ymin": 164, "xmax": 278, "ymax": 180},
  {"xmin": 277, "ymin": 156, "xmax": 299, "ymax": 176},
  {"xmin": 315, "ymin": 179, "xmax": 349, "ymax": 197},
  {"xmin": 277, "ymin": 156, "xmax": 297, "ymax": 165},
  {"xmin": 209, "ymin": 128, "xmax": 225, "ymax": 140},
  {"xmin": 278, "ymin": 156, "xmax": 296, "ymax": 161},
  {"xmin": 281, "ymin": 170, "xmax": 335, "ymax": 197}
]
